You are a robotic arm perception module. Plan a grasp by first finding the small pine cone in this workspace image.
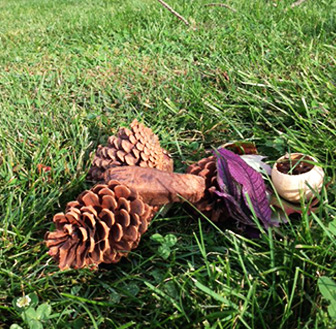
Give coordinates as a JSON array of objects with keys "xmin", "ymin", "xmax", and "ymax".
[
  {"xmin": 45, "ymin": 181, "xmax": 154, "ymax": 270},
  {"xmin": 187, "ymin": 156, "xmax": 227, "ymax": 223},
  {"xmin": 88, "ymin": 119, "xmax": 173, "ymax": 181}
]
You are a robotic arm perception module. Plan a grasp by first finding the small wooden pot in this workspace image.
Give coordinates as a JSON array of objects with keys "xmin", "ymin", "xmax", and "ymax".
[{"xmin": 271, "ymin": 153, "xmax": 324, "ymax": 203}]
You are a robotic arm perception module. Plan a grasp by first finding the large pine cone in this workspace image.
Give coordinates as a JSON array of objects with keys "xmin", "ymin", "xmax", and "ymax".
[
  {"xmin": 45, "ymin": 181, "xmax": 154, "ymax": 270},
  {"xmin": 88, "ymin": 120, "xmax": 173, "ymax": 182},
  {"xmin": 187, "ymin": 155, "xmax": 228, "ymax": 223}
]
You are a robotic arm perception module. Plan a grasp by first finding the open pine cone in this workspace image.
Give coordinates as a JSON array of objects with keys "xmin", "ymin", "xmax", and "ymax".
[
  {"xmin": 88, "ymin": 119, "xmax": 173, "ymax": 182},
  {"xmin": 45, "ymin": 181, "xmax": 154, "ymax": 270},
  {"xmin": 187, "ymin": 155, "xmax": 228, "ymax": 223}
]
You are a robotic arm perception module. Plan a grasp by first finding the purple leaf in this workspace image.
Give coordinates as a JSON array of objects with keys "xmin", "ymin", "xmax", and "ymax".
[
  {"xmin": 216, "ymin": 148, "xmax": 272, "ymax": 229},
  {"xmin": 215, "ymin": 190, "xmax": 255, "ymax": 226},
  {"xmin": 216, "ymin": 151, "xmax": 240, "ymax": 200}
]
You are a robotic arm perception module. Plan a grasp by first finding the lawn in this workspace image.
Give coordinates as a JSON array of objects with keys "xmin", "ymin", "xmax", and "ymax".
[{"xmin": 0, "ymin": 0, "xmax": 335, "ymax": 328}]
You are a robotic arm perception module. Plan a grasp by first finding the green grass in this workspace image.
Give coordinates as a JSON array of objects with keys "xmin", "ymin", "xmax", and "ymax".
[{"xmin": 0, "ymin": 0, "xmax": 335, "ymax": 327}]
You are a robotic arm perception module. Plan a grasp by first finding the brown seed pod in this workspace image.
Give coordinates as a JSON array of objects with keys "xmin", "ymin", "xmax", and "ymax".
[
  {"xmin": 103, "ymin": 166, "xmax": 206, "ymax": 206},
  {"xmin": 45, "ymin": 181, "xmax": 154, "ymax": 270},
  {"xmin": 88, "ymin": 119, "xmax": 173, "ymax": 181}
]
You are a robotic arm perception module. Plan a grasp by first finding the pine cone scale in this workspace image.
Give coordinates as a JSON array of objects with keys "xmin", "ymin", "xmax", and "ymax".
[
  {"xmin": 81, "ymin": 205, "xmax": 98, "ymax": 217},
  {"xmin": 139, "ymin": 218, "xmax": 148, "ymax": 234},
  {"xmin": 136, "ymin": 142, "xmax": 144, "ymax": 151},
  {"xmin": 75, "ymin": 242, "xmax": 88, "ymax": 269},
  {"xmin": 124, "ymin": 226, "xmax": 138, "ymax": 242},
  {"xmin": 130, "ymin": 199, "xmax": 145, "ymax": 215},
  {"xmin": 99, "ymin": 208, "xmax": 115, "ymax": 226},
  {"xmin": 125, "ymin": 154, "xmax": 137, "ymax": 165},
  {"xmin": 81, "ymin": 191, "xmax": 100, "ymax": 207},
  {"xmin": 114, "ymin": 185, "xmax": 131, "ymax": 199},
  {"xmin": 78, "ymin": 227, "xmax": 88, "ymax": 241},
  {"xmin": 119, "ymin": 208, "xmax": 131, "ymax": 227},
  {"xmin": 83, "ymin": 212, "xmax": 96, "ymax": 229},
  {"xmin": 129, "ymin": 134, "xmax": 137, "ymax": 145},
  {"xmin": 97, "ymin": 187, "xmax": 115, "ymax": 197},
  {"xmin": 111, "ymin": 223, "xmax": 123, "ymax": 242},
  {"xmin": 131, "ymin": 213, "xmax": 141, "ymax": 227},
  {"xmin": 59, "ymin": 238, "xmax": 77, "ymax": 270},
  {"xmin": 121, "ymin": 139, "xmax": 133, "ymax": 153},
  {"xmin": 90, "ymin": 245, "xmax": 102, "ymax": 264},
  {"xmin": 101, "ymin": 195, "xmax": 118, "ymax": 210},
  {"xmin": 88, "ymin": 231, "xmax": 95, "ymax": 252},
  {"xmin": 117, "ymin": 197, "xmax": 131, "ymax": 213},
  {"xmin": 132, "ymin": 148, "xmax": 140, "ymax": 159}
]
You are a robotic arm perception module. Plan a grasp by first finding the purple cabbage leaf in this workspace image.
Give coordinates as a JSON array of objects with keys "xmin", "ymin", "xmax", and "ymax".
[{"xmin": 214, "ymin": 148, "xmax": 275, "ymax": 229}]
